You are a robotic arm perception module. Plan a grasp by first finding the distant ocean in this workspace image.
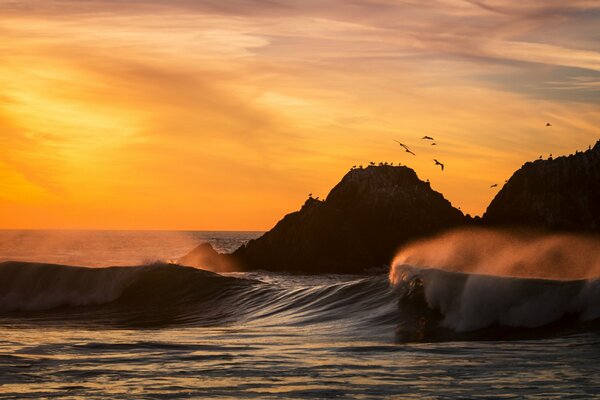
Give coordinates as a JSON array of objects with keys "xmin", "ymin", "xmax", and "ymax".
[
  {"xmin": 0, "ymin": 230, "xmax": 261, "ymax": 267},
  {"xmin": 1, "ymin": 230, "xmax": 600, "ymax": 398}
]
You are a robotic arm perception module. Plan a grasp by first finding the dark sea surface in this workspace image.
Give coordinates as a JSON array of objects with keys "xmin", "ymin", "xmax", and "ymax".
[{"xmin": 1, "ymin": 230, "xmax": 600, "ymax": 399}]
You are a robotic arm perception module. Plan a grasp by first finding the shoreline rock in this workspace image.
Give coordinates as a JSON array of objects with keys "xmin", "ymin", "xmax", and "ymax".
[
  {"xmin": 483, "ymin": 140, "xmax": 600, "ymax": 231},
  {"xmin": 230, "ymin": 165, "xmax": 465, "ymax": 273}
]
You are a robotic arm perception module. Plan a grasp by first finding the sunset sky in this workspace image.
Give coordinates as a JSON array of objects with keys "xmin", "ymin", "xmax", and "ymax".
[{"xmin": 1, "ymin": 0, "xmax": 599, "ymax": 230}]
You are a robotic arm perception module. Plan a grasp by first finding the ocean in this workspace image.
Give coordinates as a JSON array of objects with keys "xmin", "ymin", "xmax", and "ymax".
[{"xmin": 1, "ymin": 230, "xmax": 600, "ymax": 399}]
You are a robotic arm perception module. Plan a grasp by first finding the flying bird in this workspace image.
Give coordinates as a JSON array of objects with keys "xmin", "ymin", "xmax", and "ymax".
[
  {"xmin": 490, "ymin": 184, "xmax": 498, "ymax": 188},
  {"xmin": 546, "ymin": 123, "xmax": 552, "ymax": 127},
  {"xmin": 405, "ymin": 148, "xmax": 416, "ymax": 156},
  {"xmin": 394, "ymin": 140, "xmax": 411, "ymax": 150},
  {"xmin": 421, "ymin": 136, "xmax": 434, "ymax": 140},
  {"xmin": 431, "ymin": 142, "xmax": 437, "ymax": 146},
  {"xmin": 433, "ymin": 159, "xmax": 444, "ymax": 171}
]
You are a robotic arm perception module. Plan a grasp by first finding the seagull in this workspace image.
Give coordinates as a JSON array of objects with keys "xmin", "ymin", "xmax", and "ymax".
[
  {"xmin": 433, "ymin": 159, "xmax": 444, "ymax": 171},
  {"xmin": 405, "ymin": 148, "xmax": 416, "ymax": 156},
  {"xmin": 422, "ymin": 136, "xmax": 434, "ymax": 140},
  {"xmin": 431, "ymin": 142, "xmax": 437, "ymax": 146},
  {"xmin": 308, "ymin": 193, "xmax": 312, "ymax": 197},
  {"xmin": 546, "ymin": 123, "xmax": 552, "ymax": 127},
  {"xmin": 490, "ymin": 184, "xmax": 498, "ymax": 188},
  {"xmin": 394, "ymin": 140, "xmax": 411, "ymax": 151}
]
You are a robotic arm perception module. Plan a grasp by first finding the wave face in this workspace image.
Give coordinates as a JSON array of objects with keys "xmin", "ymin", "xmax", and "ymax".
[
  {"xmin": 0, "ymin": 262, "xmax": 399, "ymax": 332},
  {"xmin": 391, "ymin": 265, "xmax": 600, "ymax": 340},
  {"xmin": 3, "ymin": 259, "xmax": 600, "ymax": 341}
]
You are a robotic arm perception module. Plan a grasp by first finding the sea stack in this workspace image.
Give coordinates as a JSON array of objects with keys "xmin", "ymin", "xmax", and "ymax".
[
  {"xmin": 483, "ymin": 140, "xmax": 600, "ymax": 231},
  {"xmin": 231, "ymin": 165, "xmax": 465, "ymax": 273}
]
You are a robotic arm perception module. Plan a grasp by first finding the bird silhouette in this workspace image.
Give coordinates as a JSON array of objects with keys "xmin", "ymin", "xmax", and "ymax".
[
  {"xmin": 405, "ymin": 148, "xmax": 416, "ymax": 156},
  {"xmin": 490, "ymin": 184, "xmax": 498, "ymax": 188},
  {"xmin": 394, "ymin": 139, "xmax": 412, "ymax": 150},
  {"xmin": 431, "ymin": 142, "xmax": 437, "ymax": 146},
  {"xmin": 308, "ymin": 193, "xmax": 312, "ymax": 197},
  {"xmin": 546, "ymin": 123, "xmax": 552, "ymax": 127},
  {"xmin": 433, "ymin": 159, "xmax": 444, "ymax": 171},
  {"xmin": 422, "ymin": 136, "xmax": 434, "ymax": 140}
]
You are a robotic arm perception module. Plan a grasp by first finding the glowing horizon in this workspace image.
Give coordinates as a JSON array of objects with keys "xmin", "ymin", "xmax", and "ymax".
[{"xmin": 1, "ymin": 1, "xmax": 599, "ymax": 230}]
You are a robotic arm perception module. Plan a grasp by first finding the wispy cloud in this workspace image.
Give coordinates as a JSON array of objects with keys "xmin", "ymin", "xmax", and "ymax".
[{"xmin": 0, "ymin": 0, "xmax": 599, "ymax": 228}]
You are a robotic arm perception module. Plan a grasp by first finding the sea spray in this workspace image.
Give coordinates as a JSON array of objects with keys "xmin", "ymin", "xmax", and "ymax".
[
  {"xmin": 390, "ymin": 228, "xmax": 600, "ymax": 333},
  {"xmin": 393, "ymin": 266, "xmax": 600, "ymax": 332},
  {"xmin": 391, "ymin": 227, "xmax": 600, "ymax": 280}
]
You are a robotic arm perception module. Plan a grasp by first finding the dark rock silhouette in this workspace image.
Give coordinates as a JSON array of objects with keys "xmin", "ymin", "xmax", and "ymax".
[
  {"xmin": 483, "ymin": 140, "xmax": 600, "ymax": 231},
  {"xmin": 230, "ymin": 165, "xmax": 465, "ymax": 273},
  {"xmin": 179, "ymin": 141, "xmax": 599, "ymax": 274},
  {"xmin": 178, "ymin": 242, "xmax": 237, "ymax": 272}
]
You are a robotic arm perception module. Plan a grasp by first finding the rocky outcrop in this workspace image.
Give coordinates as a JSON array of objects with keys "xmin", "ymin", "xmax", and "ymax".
[
  {"xmin": 230, "ymin": 165, "xmax": 465, "ymax": 273},
  {"xmin": 177, "ymin": 243, "xmax": 237, "ymax": 272},
  {"xmin": 483, "ymin": 141, "xmax": 600, "ymax": 231}
]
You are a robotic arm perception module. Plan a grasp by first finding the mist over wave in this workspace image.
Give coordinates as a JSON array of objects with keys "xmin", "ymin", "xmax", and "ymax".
[
  {"xmin": 391, "ymin": 227, "xmax": 600, "ymax": 280},
  {"xmin": 392, "ymin": 266, "xmax": 600, "ymax": 334},
  {"xmin": 389, "ymin": 228, "xmax": 600, "ymax": 338}
]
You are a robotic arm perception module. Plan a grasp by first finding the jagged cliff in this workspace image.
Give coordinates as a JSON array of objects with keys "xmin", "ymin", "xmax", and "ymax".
[
  {"xmin": 230, "ymin": 165, "xmax": 465, "ymax": 273},
  {"xmin": 483, "ymin": 141, "xmax": 600, "ymax": 231},
  {"xmin": 179, "ymin": 140, "xmax": 600, "ymax": 274}
]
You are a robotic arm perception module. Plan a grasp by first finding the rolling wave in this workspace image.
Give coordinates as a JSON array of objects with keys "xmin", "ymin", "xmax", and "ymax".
[
  {"xmin": 391, "ymin": 265, "xmax": 600, "ymax": 341},
  {"xmin": 0, "ymin": 261, "xmax": 398, "ymax": 332},
  {"xmin": 2, "ymin": 261, "xmax": 600, "ymax": 341}
]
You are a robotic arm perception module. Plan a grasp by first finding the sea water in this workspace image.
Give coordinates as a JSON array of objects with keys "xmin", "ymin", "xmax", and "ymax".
[{"xmin": 1, "ymin": 230, "xmax": 600, "ymax": 399}]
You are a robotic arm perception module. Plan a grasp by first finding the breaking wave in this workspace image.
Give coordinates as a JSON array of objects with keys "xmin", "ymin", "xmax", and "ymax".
[
  {"xmin": 391, "ymin": 265, "xmax": 600, "ymax": 340},
  {"xmin": 0, "ymin": 261, "xmax": 398, "ymax": 332},
  {"xmin": 3, "ymin": 230, "xmax": 600, "ymax": 342},
  {"xmin": 389, "ymin": 228, "xmax": 600, "ymax": 340}
]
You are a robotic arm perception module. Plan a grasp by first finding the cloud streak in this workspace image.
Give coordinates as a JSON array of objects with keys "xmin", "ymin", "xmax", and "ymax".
[{"xmin": 0, "ymin": 0, "xmax": 599, "ymax": 228}]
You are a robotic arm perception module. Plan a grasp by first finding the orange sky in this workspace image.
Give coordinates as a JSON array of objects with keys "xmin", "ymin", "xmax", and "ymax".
[{"xmin": 1, "ymin": 1, "xmax": 599, "ymax": 230}]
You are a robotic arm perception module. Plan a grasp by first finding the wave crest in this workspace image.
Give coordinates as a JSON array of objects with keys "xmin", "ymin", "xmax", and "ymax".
[{"xmin": 392, "ymin": 265, "xmax": 600, "ymax": 334}]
